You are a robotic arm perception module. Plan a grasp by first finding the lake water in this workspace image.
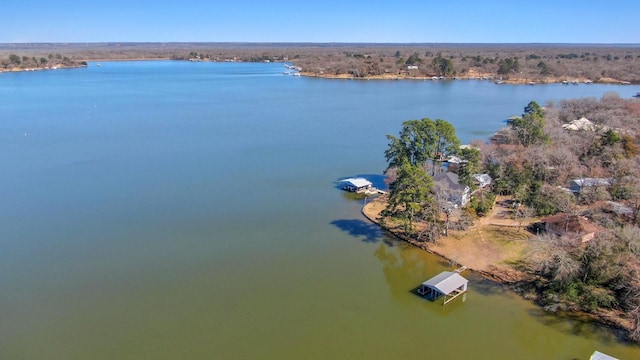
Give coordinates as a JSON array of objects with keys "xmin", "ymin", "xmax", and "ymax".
[{"xmin": 1, "ymin": 61, "xmax": 639, "ymax": 359}]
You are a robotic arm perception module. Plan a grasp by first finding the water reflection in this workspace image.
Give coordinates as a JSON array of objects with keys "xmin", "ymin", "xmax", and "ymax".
[
  {"xmin": 526, "ymin": 307, "xmax": 630, "ymax": 344},
  {"xmin": 330, "ymin": 218, "xmax": 383, "ymax": 243},
  {"xmin": 373, "ymin": 242, "xmax": 457, "ymax": 310},
  {"xmin": 345, "ymin": 220, "xmax": 640, "ymax": 353},
  {"xmin": 471, "ymin": 277, "xmax": 511, "ymax": 297}
]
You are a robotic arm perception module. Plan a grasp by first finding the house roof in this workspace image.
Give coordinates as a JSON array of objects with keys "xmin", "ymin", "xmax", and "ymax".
[
  {"xmin": 562, "ymin": 117, "xmax": 596, "ymax": 131},
  {"xmin": 570, "ymin": 178, "xmax": 612, "ymax": 188},
  {"xmin": 342, "ymin": 178, "xmax": 372, "ymax": 188},
  {"xmin": 473, "ymin": 173, "xmax": 492, "ymax": 184},
  {"xmin": 433, "ymin": 172, "xmax": 466, "ymax": 192},
  {"xmin": 543, "ymin": 214, "xmax": 600, "ymax": 236},
  {"xmin": 421, "ymin": 271, "xmax": 468, "ymax": 295},
  {"xmin": 605, "ymin": 201, "xmax": 633, "ymax": 216}
]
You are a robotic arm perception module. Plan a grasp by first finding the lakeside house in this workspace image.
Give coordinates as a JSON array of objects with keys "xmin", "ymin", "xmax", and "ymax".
[
  {"xmin": 603, "ymin": 201, "xmax": 634, "ymax": 217},
  {"xmin": 472, "ymin": 173, "xmax": 492, "ymax": 188},
  {"xmin": 562, "ymin": 117, "xmax": 597, "ymax": 131},
  {"xmin": 433, "ymin": 172, "xmax": 470, "ymax": 207},
  {"xmin": 569, "ymin": 178, "xmax": 612, "ymax": 194},
  {"xmin": 562, "ymin": 117, "xmax": 613, "ymax": 134},
  {"xmin": 341, "ymin": 178, "xmax": 373, "ymax": 193},
  {"xmin": 446, "ymin": 155, "xmax": 464, "ymax": 164}
]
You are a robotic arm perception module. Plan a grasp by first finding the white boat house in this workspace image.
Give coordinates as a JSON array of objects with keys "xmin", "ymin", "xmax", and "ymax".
[
  {"xmin": 417, "ymin": 271, "xmax": 468, "ymax": 305},
  {"xmin": 341, "ymin": 178, "xmax": 373, "ymax": 193},
  {"xmin": 590, "ymin": 350, "xmax": 619, "ymax": 360}
]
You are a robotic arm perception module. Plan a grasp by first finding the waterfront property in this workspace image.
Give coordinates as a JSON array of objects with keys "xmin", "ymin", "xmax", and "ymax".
[
  {"xmin": 472, "ymin": 173, "xmax": 492, "ymax": 188},
  {"xmin": 433, "ymin": 172, "xmax": 470, "ymax": 207},
  {"xmin": 417, "ymin": 271, "xmax": 468, "ymax": 305},
  {"xmin": 569, "ymin": 177, "xmax": 612, "ymax": 194},
  {"xmin": 604, "ymin": 201, "xmax": 633, "ymax": 217},
  {"xmin": 562, "ymin": 117, "xmax": 596, "ymax": 131}
]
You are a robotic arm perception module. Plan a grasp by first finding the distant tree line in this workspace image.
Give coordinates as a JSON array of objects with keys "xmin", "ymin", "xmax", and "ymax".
[
  {"xmin": 287, "ymin": 45, "xmax": 640, "ymax": 83},
  {"xmin": 2, "ymin": 43, "xmax": 638, "ymax": 82},
  {"xmin": 1, "ymin": 53, "xmax": 85, "ymax": 70}
]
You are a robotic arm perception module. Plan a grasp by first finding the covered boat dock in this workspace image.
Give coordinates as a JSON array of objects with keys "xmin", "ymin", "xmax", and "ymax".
[
  {"xmin": 341, "ymin": 178, "xmax": 373, "ymax": 193},
  {"xmin": 590, "ymin": 351, "xmax": 618, "ymax": 360},
  {"xmin": 417, "ymin": 271, "xmax": 468, "ymax": 305}
]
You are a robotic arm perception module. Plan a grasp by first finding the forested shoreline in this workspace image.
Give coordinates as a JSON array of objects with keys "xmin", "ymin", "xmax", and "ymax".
[
  {"xmin": 1, "ymin": 43, "xmax": 640, "ymax": 84},
  {"xmin": 374, "ymin": 94, "xmax": 640, "ymax": 342}
]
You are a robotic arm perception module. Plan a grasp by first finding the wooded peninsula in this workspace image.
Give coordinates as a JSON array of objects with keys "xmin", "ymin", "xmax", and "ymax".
[
  {"xmin": 363, "ymin": 95, "xmax": 640, "ymax": 343},
  {"xmin": 1, "ymin": 42, "xmax": 639, "ymax": 84}
]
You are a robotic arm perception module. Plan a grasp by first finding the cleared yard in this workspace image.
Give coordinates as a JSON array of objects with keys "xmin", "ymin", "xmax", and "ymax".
[{"xmin": 363, "ymin": 195, "xmax": 536, "ymax": 281}]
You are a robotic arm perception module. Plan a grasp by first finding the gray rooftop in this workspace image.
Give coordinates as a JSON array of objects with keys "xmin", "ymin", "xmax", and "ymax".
[
  {"xmin": 342, "ymin": 177, "xmax": 372, "ymax": 188},
  {"xmin": 433, "ymin": 172, "xmax": 466, "ymax": 192},
  {"xmin": 590, "ymin": 350, "xmax": 619, "ymax": 360},
  {"xmin": 422, "ymin": 271, "xmax": 468, "ymax": 295}
]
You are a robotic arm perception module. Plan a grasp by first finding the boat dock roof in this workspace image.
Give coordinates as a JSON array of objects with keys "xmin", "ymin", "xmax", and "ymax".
[
  {"xmin": 421, "ymin": 271, "xmax": 468, "ymax": 295},
  {"xmin": 418, "ymin": 271, "xmax": 469, "ymax": 305},
  {"xmin": 341, "ymin": 177, "xmax": 373, "ymax": 188}
]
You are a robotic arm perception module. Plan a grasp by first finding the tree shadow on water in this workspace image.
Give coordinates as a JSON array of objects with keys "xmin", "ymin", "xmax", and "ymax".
[
  {"xmin": 470, "ymin": 277, "xmax": 512, "ymax": 297},
  {"xmin": 525, "ymin": 307, "xmax": 633, "ymax": 344},
  {"xmin": 331, "ymin": 218, "xmax": 384, "ymax": 243}
]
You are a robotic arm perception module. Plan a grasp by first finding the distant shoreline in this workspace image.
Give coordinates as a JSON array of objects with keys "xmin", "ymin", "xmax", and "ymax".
[
  {"xmin": 300, "ymin": 71, "xmax": 633, "ymax": 85},
  {"xmin": 3, "ymin": 43, "xmax": 639, "ymax": 84},
  {"xmin": 3, "ymin": 59, "xmax": 635, "ymax": 86},
  {"xmin": 0, "ymin": 63, "xmax": 86, "ymax": 73}
]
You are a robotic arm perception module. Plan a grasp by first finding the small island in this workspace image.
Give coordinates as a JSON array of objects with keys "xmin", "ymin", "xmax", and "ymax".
[{"xmin": 361, "ymin": 95, "xmax": 640, "ymax": 342}]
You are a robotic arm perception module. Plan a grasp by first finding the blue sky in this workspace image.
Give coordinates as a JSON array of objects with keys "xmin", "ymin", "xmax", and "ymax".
[{"xmin": 2, "ymin": 0, "xmax": 638, "ymax": 43}]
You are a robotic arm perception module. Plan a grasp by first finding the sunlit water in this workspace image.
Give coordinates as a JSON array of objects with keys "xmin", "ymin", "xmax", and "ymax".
[{"xmin": 1, "ymin": 61, "xmax": 639, "ymax": 359}]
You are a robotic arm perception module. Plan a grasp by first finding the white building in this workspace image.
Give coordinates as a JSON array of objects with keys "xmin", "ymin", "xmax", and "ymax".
[
  {"xmin": 341, "ymin": 178, "xmax": 373, "ymax": 193},
  {"xmin": 473, "ymin": 173, "xmax": 492, "ymax": 188}
]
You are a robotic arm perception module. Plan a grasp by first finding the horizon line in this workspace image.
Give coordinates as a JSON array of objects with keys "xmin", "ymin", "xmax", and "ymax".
[{"xmin": 1, "ymin": 41, "xmax": 639, "ymax": 46}]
